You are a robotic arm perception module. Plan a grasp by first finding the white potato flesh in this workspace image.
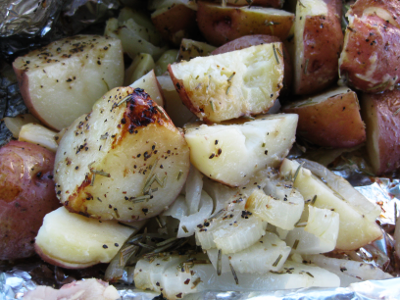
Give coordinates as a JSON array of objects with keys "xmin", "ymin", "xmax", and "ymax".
[
  {"xmin": 178, "ymin": 38, "xmax": 216, "ymax": 61},
  {"xmin": 3, "ymin": 114, "xmax": 39, "ymax": 138},
  {"xmin": 184, "ymin": 114, "xmax": 298, "ymax": 187},
  {"xmin": 135, "ymin": 255, "xmax": 340, "ymax": 299},
  {"xmin": 169, "ymin": 43, "xmax": 284, "ymax": 123},
  {"xmin": 207, "ymin": 232, "xmax": 291, "ymax": 274},
  {"xmin": 129, "ymin": 70, "xmax": 164, "ymax": 107},
  {"xmin": 285, "ymin": 206, "xmax": 339, "ymax": 254},
  {"xmin": 157, "ymin": 74, "xmax": 196, "ymax": 127},
  {"xmin": 246, "ymin": 188, "xmax": 304, "ymax": 230},
  {"xmin": 18, "ymin": 123, "xmax": 58, "ymax": 152},
  {"xmin": 35, "ymin": 207, "xmax": 135, "ymax": 269},
  {"xmin": 54, "ymin": 86, "xmax": 190, "ymax": 221},
  {"xmin": 125, "ymin": 53, "xmax": 155, "ymax": 86},
  {"xmin": 13, "ymin": 35, "xmax": 124, "ymax": 131},
  {"xmin": 280, "ymin": 159, "xmax": 382, "ymax": 250}
]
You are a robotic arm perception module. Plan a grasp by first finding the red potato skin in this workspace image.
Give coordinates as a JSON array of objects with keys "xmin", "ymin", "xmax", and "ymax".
[
  {"xmin": 361, "ymin": 90, "xmax": 400, "ymax": 175},
  {"xmin": 212, "ymin": 35, "xmax": 292, "ymax": 92},
  {"xmin": 0, "ymin": 141, "xmax": 60, "ymax": 260},
  {"xmin": 196, "ymin": 2, "xmax": 294, "ymax": 46},
  {"xmin": 151, "ymin": 4, "xmax": 198, "ymax": 46},
  {"xmin": 350, "ymin": 0, "xmax": 400, "ymax": 24},
  {"xmin": 283, "ymin": 91, "xmax": 366, "ymax": 148},
  {"xmin": 296, "ymin": 0, "xmax": 343, "ymax": 95},
  {"xmin": 339, "ymin": 15, "xmax": 400, "ymax": 93}
]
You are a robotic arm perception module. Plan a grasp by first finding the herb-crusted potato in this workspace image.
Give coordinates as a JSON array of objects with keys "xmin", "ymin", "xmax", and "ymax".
[
  {"xmin": 339, "ymin": 2, "xmax": 400, "ymax": 93},
  {"xmin": 54, "ymin": 87, "xmax": 190, "ymax": 221},
  {"xmin": 13, "ymin": 35, "xmax": 124, "ymax": 131},
  {"xmin": 168, "ymin": 43, "xmax": 284, "ymax": 123}
]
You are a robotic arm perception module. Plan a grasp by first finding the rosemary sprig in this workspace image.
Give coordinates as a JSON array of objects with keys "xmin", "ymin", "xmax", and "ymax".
[
  {"xmin": 217, "ymin": 249, "xmax": 222, "ymax": 276},
  {"xmin": 229, "ymin": 261, "xmax": 239, "ymax": 285},
  {"xmin": 272, "ymin": 44, "xmax": 280, "ymax": 64}
]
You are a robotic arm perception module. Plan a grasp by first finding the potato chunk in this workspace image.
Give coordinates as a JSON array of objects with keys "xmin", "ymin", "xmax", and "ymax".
[
  {"xmin": 54, "ymin": 87, "xmax": 190, "ymax": 221},
  {"xmin": 13, "ymin": 35, "xmax": 124, "ymax": 131},
  {"xmin": 169, "ymin": 43, "xmax": 284, "ymax": 123},
  {"xmin": 184, "ymin": 114, "xmax": 298, "ymax": 186}
]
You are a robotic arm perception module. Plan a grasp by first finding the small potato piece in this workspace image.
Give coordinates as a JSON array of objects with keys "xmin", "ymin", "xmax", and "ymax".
[
  {"xmin": 54, "ymin": 87, "xmax": 190, "ymax": 221},
  {"xmin": 169, "ymin": 43, "xmax": 284, "ymax": 123},
  {"xmin": 361, "ymin": 90, "xmax": 400, "ymax": 175},
  {"xmin": 282, "ymin": 86, "xmax": 366, "ymax": 148},
  {"xmin": 3, "ymin": 114, "xmax": 39, "ymax": 138},
  {"xmin": 151, "ymin": 3, "xmax": 198, "ymax": 45},
  {"xmin": 184, "ymin": 114, "xmax": 298, "ymax": 187},
  {"xmin": 178, "ymin": 39, "xmax": 216, "ymax": 61},
  {"xmin": 13, "ymin": 35, "xmax": 124, "ymax": 131},
  {"xmin": 293, "ymin": 0, "xmax": 343, "ymax": 95},
  {"xmin": 0, "ymin": 141, "xmax": 60, "ymax": 260},
  {"xmin": 154, "ymin": 50, "xmax": 179, "ymax": 76},
  {"xmin": 197, "ymin": 2, "xmax": 294, "ymax": 46},
  {"xmin": 339, "ymin": 14, "xmax": 400, "ymax": 93},
  {"xmin": 212, "ymin": 35, "xmax": 293, "ymax": 93},
  {"xmin": 124, "ymin": 53, "xmax": 155, "ymax": 86},
  {"xmin": 35, "ymin": 207, "xmax": 135, "ymax": 269},
  {"xmin": 19, "ymin": 123, "xmax": 59, "ymax": 152}
]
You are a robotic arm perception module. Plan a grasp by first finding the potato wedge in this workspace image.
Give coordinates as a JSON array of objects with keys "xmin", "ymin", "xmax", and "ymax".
[
  {"xmin": 54, "ymin": 87, "xmax": 190, "ymax": 221},
  {"xmin": 282, "ymin": 86, "xmax": 366, "ymax": 148},
  {"xmin": 184, "ymin": 114, "xmax": 298, "ymax": 187},
  {"xmin": 13, "ymin": 35, "xmax": 124, "ymax": 131},
  {"xmin": 361, "ymin": 90, "xmax": 400, "ymax": 175},
  {"xmin": 35, "ymin": 207, "xmax": 136, "ymax": 269},
  {"xmin": 293, "ymin": 0, "xmax": 343, "ymax": 95},
  {"xmin": 178, "ymin": 39, "xmax": 216, "ymax": 61},
  {"xmin": 129, "ymin": 70, "xmax": 165, "ymax": 107},
  {"xmin": 223, "ymin": 0, "xmax": 284, "ymax": 8},
  {"xmin": 169, "ymin": 43, "xmax": 284, "ymax": 123},
  {"xmin": 197, "ymin": 2, "xmax": 294, "ymax": 46}
]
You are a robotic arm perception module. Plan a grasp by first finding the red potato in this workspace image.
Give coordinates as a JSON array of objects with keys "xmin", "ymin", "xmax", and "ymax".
[
  {"xmin": 197, "ymin": 2, "xmax": 294, "ymax": 46},
  {"xmin": 212, "ymin": 35, "xmax": 293, "ymax": 92},
  {"xmin": 151, "ymin": 3, "xmax": 198, "ymax": 45},
  {"xmin": 13, "ymin": 35, "xmax": 124, "ymax": 131},
  {"xmin": 361, "ymin": 90, "xmax": 400, "ymax": 175},
  {"xmin": 293, "ymin": 0, "xmax": 343, "ymax": 95},
  {"xmin": 222, "ymin": 0, "xmax": 284, "ymax": 8},
  {"xmin": 339, "ymin": 14, "xmax": 400, "ymax": 93},
  {"xmin": 0, "ymin": 141, "xmax": 60, "ymax": 260},
  {"xmin": 282, "ymin": 86, "xmax": 366, "ymax": 148}
]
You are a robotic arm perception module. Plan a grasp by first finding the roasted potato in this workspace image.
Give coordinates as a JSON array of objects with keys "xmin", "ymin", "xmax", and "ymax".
[
  {"xmin": 197, "ymin": 2, "xmax": 294, "ymax": 46},
  {"xmin": 361, "ymin": 90, "xmax": 400, "ymax": 175},
  {"xmin": 54, "ymin": 86, "xmax": 190, "ymax": 221},
  {"xmin": 282, "ymin": 86, "xmax": 366, "ymax": 148},
  {"xmin": 0, "ymin": 141, "xmax": 60, "ymax": 260},
  {"xmin": 13, "ymin": 35, "xmax": 124, "ymax": 131},
  {"xmin": 212, "ymin": 35, "xmax": 293, "ymax": 93},
  {"xmin": 292, "ymin": 0, "xmax": 343, "ymax": 95},
  {"xmin": 339, "ymin": 1, "xmax": 400, "ymax": 93},
  {"xmin": 168, "ymin": 43, "xmax": 284, "ymax": 123}
]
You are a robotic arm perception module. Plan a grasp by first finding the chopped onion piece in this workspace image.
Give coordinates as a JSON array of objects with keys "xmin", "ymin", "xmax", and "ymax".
[{"xmin": 207, "ymin": 232, "xmax": 291, "ymax": 274}]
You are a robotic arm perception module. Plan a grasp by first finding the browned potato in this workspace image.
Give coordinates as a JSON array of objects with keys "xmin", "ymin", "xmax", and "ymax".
[
  {"xmin": 282, "ymin": 86, "xmax": 366, "ymax": 148},
  {"xmin": 292, "ymin": 0, "xmax": 343, "ymax": 95},
  {"xmin": 151, "ymin": 4, "xmax": 198, "ymax": 45},
  {"xmin": 197, "ymin": 2, "xmax": 294, "ymax": 46},
  {"xmin": 361, "ymin": 90, "xmax": 400, "ymax": 175},
  {"xmin": 212, "ymin": 35, "xmax": 293, "ymax": 93},
  {"xmin": 0, "ymin": 141, "xmax": 60, "ymax": 260},
  {"xmin": 339, "ymin": 1, "xmax": 400, "ymax": 93}
]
